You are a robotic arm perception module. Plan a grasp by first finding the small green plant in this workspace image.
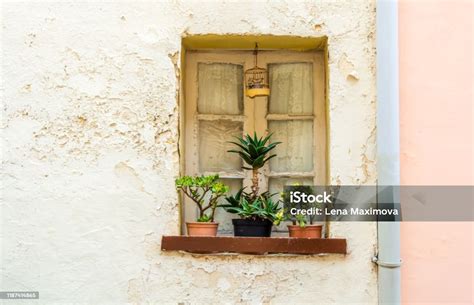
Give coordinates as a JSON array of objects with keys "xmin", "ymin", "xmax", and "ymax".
[
  {"xmin": 274, "ymin": 209, "xmax": 308, "ymax": 226},
  {"xmin": 175, "ymin": 174, "xmax": 229, "ymax": 222},
  {"xmin": 275, "ymin": 184, "xmax": 323, "ymax": 227},
  {"xmin": 223, "ymin": 194, "xmax": 280, "ymax": 222},
  {"xmin": 223, "ymin": 132, "xmax": 282, "ymax": 224},
  {"xmin": 221, "ymin": 190, "xmax": 281, "ymax": 222},
  {"xmin": 293, "ymin": 214, "xmax": 308, "ymax": 227},
  {"xmin": 228, "ymin": 132, "xmax": 281, "ymax": 197}
]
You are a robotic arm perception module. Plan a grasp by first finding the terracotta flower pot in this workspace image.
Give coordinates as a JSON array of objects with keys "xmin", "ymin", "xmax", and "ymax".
[
  {"xmin": 287, "ymin": 224, "xmax": 322, "ymax": 238},
  {"xmin": 186, "ymin": 222, "xmax": 218, "ymax": 236}
]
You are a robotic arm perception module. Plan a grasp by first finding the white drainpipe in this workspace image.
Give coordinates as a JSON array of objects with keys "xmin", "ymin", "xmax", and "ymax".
[{"xmin": 375, "ymin": 0, "xmax": 402, "ymax": 304}]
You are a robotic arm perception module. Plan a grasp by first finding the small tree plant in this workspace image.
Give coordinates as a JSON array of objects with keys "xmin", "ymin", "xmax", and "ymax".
[
  {"xmin": 175, "ymin": 174, "xmax": 229, "ymax": 222},
  {"xmin": 228, "ymin": 132, "xmax": 281, "ymax": 198},
  {"xmin": 222, "ymin": 133, "xmax": 282, "ymax": 223}
]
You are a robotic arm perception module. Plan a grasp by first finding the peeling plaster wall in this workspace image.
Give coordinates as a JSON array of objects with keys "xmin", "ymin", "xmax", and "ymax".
[{"xmin": 1, "ymin": 1, "xmax": 377, "ymax": 304}]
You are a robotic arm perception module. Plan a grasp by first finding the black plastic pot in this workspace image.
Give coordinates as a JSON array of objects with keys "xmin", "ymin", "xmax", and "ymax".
[{"xmin": 232, "ymin": 219, "xmax": 273, "ymax": 237}]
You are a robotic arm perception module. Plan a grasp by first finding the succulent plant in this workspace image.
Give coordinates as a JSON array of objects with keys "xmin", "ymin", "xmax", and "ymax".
[
  {"xmin": 175, "ymin": 174, "xmax": 229, "ymax": 222},
  {"xmin": 223, "ymin": 132, "xmax": 282, "ymax": 222},
  {"xmin": 221, "ymin": 189, "xmax": 281, "ymax": 222},
  {"xmin": 228, "ymin": 132, "xmax": 281, "ymax": 197}
]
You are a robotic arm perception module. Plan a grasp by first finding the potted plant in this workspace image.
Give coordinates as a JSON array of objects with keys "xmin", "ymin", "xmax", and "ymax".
[
  {"xmin": 275, "ymin": 185, "xmax": 324, "ymax": 238},
  {"xmin": 175, "ymin": 174, "xmax": 229, "ymax": 236},
  {"xmin": 286, "ymin": 214, "xmax": 323, "ymax": 238},
  {"xmin": 223, "ymin": 189, "xmax": 281, "ymax": 237},
  {"xmin": 222, "ymin": 133, "xmax": 282, "ymax": 237}
]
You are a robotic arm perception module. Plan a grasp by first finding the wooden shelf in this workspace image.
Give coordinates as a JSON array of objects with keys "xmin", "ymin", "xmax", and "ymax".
[{"xmin": 161, "ymin": 236, "xmax": 347, "ymax": 255}]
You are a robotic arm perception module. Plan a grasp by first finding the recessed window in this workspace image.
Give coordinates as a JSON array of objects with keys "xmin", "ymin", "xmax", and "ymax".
[{"xmin": 183, "ymin": 50, "xmax": 327, "ymax": 233}]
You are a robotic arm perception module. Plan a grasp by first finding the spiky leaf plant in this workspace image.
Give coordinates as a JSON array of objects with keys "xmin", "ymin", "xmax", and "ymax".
[
  {"xmin": 221, "ymin": 193, "xmax": 281, "ymax": 222},
  {"xmin": 228, "ymin": 132, "xmax": 281, "ymax": 197}
]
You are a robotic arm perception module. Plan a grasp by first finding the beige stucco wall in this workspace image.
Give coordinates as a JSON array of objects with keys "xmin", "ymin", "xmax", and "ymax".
[{"xmin": 1, "ymin": 1, "xmax": 377, "ymax": 304}]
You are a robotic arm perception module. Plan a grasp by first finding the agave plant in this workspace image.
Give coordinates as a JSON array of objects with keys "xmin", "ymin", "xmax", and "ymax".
[
  {"xmin": 221, "ymin": 188, "xmax": 273, "ymax": 213},
  {"xmin": 222, "ymin": 192, "xmax": 281, "ymax": 222},
  {"xmin": 228, "ymin": 132, "xmax": 281, "ymax": 197}
]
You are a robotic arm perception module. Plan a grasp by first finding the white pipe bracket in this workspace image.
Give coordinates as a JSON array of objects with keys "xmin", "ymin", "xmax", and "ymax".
[{"xmin": 372, "ymin": 256, "xmax": 402, "ymax": 268}]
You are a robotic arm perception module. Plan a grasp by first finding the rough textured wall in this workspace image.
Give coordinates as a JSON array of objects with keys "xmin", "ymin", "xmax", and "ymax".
[{"xmin": 1, "ymin": 1, "xmax": 377, "ymax": 304}]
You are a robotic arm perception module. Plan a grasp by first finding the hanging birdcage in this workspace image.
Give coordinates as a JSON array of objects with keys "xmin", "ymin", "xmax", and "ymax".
[{"xmin": 245, "ymin": 43, "xmax": 270, "ymax": 98}]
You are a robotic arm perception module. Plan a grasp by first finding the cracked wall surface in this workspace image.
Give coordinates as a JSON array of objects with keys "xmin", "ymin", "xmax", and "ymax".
[{"xmin": 1, "ymin": 1, "xmax": 377, "ymax": 304}]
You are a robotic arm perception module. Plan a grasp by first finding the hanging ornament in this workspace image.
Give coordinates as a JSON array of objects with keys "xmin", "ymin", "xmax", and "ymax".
[{"xmin": 244, "ymin": 43, "xmax": 270, "ymax": 98}]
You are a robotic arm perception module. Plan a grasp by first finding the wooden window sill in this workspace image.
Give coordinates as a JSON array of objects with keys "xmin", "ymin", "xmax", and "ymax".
[{"xmin": 161, "ymin": 236, "xmax": 347, "ymax": 255}]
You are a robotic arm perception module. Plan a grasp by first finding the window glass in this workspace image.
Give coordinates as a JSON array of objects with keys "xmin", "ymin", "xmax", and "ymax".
[
  {"xmin": 198, "ymin": 63, "xmax": 243, "ymax": 115},
  {"xmin": 269, "ymin": 120, "xmax": 314, "ymax": 172},
  {"xmin": 213, "ymin": 178, "xmax": 243, "ymax": 233},
  {"xmin": 269, "ymin": 63, "xmax": 313, "ymax": 115},
  {"xmin": 199, "ymin": 120, "xmax": 243, "ymax": 172}
]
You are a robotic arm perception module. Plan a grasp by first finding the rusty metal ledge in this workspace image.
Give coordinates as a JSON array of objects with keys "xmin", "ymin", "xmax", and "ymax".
[{"xmin": 161, "ymin": 236, "xmax": 347, "ymax": 255}]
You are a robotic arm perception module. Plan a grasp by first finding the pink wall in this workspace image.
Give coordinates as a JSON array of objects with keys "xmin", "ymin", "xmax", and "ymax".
[{"xmin": 399, "ymin": 0, "xmax": 473, "ymax": 304}]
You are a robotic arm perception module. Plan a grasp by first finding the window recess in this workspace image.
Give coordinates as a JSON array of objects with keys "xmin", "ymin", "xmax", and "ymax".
[{"xmin": 184, "ymin": 50, "xmax": 326, "ymax": 234}]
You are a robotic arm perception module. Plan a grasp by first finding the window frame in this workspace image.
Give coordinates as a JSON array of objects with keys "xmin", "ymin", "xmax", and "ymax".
[{"xmin": 183, "ymin": 50, "xmax": 327, "ymax": 227}]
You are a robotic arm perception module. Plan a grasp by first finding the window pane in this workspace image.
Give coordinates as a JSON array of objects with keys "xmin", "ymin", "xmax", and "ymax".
[
  {"xmin": 269, "ymin": 120, "xmax": 313, "ymax": 172},
  {"xmin": 198, "ymin": 63, "xmax": 243, "ymax": 115},
  {"xmin": 214, "ymin": 178, "xmax": 242, "ymax": 233},
  {"xmin": 269, "ymin": 63, "xmax": 313, "ymax": 115},
  {"xmin": 199, "ymin": 120, "xmax": 242, "ymax": 172}
]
